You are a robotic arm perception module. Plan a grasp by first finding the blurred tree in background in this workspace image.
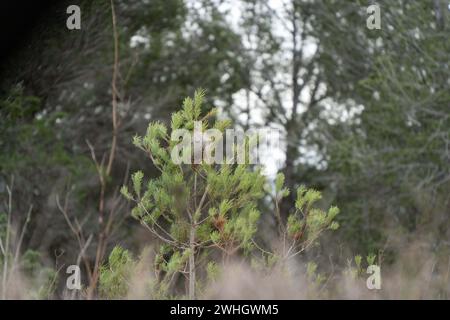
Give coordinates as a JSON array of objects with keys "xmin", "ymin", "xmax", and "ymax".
[{"xmin": 304, "ymin": 0, "xmax": 450, "ymax": 255}]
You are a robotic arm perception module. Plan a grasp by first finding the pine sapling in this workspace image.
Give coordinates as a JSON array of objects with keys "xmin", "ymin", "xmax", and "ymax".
[
  {"xmin": 269, "ymin": 172, "xmax": 340, "ymax": 260},
  {"xmin": 121, "ymin": 90, "xmax": 265, "ymax": 299}
]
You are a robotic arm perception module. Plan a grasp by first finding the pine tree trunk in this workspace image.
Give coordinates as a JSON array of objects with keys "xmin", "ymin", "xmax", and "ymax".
[{"xmin": 188, "ymin": 224, "xmax": 196, "ymax": 299}]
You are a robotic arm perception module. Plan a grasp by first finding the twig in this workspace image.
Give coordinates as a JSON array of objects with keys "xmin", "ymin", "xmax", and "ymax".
[{"xmin": 1, "ymin": 178, "xmax": 13, "ymax": 299}]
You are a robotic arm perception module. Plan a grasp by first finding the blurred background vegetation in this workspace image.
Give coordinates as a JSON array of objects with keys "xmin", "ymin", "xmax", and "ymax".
[{"xmin": 0, "ymin": 0, "xmax": 449, "ymax": 298}]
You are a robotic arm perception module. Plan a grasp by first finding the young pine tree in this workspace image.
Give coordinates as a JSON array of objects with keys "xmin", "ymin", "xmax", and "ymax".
[
  {"xmin": 121, "ymin": 90, "xmax": 265, "ymax": 299},
  {"xmin": 269, "ymin": 172, "xmax": 340, "ymax": 261}
]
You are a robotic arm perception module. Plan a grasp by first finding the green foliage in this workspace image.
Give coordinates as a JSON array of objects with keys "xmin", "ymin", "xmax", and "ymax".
[
  {"xmin": 122, "ymin": 91, "xmax": 341, "ymax": 298},
  {"xmin": 123, "ymin": 90, "xmax": 268, "ymax": 298},
  {"xmin": 354, "ymin": 255, "xmax": 362, "ymax": 269},
  {"xmin": 275, "ymin": 173, "xmax": 289, "ymax": 199},
  {"xmin": 366, "ymin": 253, "xmax": 377, "ymax": 266},
  {"xmin": 1, "ymin": 249, "xmax": 57, "ymax": 299},
  {"xmin": 0, "ymin": 186, "xmax": 57, "ymax": 299},
  {"xmin": 1, "ymin": 0, "xmax": 448, "ymax": 299},
  {"xmin": 99, "ymin": 246, "xmax": 136, "ymax": 299},
  {"xmin": 0, "ymin": 84, "xmax": 41, "ymax": 123},
  {"xmin": 34, "ymin": 267, "xmax": 58, "ymax": 300},
  {"xmin": 206, "ymin": 261, "xmax": 220, "ymax": 282},
  {"xmin": 306, "ymin": 261, "xmax": 317, "ymax": 279},
  {"xmin": 0, "ymin": 85, "xmax": 94, "ymax": 179},
  {"xmin": 0, "ymin": 211, "xmax": 7, "ymax": 240},
  {"xmin": 309, "ymin": 0, "xmax": 450, "ymax": 255},
  {"xmin": 344, "ymin": 253, "xmax": 379, "ymax": 280}
]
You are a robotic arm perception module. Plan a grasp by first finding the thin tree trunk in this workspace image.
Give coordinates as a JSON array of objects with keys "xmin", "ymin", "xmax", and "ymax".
[{"xmin": 188, "ymin": 224, "xmax": 196, "ymax": 299}]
